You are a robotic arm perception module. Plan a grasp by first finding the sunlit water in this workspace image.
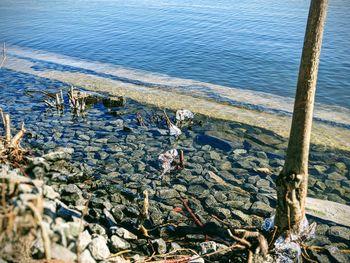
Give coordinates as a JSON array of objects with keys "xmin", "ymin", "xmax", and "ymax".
[{"xmin": 0, "ymin": 0, "xmax": 349, "ymax": 109}]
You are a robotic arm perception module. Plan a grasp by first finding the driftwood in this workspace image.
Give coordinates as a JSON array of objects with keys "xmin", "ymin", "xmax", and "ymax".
[{"xmin": 0, "ymin": 108, "xmax": 27, "ymax": 165}]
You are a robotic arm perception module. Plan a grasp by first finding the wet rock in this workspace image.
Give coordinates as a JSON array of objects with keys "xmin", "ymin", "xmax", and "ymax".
[
  {"xmin": 313, "ymin": 165, "xmax": 327, "ymax": 175},
  {"xmin": 110, "ymin": 235, "xmax": 131, "ymax": 252},
  {"xmin": 220, "ymin": 161, "xmax": 232, "ymax": 170},
  {"xmin": 256, "ymin": 151, "xmax": 268, "ymax": 159},
  {"xmin": 210, "ymin": 151, "xmax": 221, "ymax": 161},
  {"xmin": 188, "ymin": 184, "xmax": 209, "ymax": 198},
  {"xmin": 89, "ymin": 235, "xmax": 110, "ymax": 260},
  {"xmin": 250, "ymin": 201, "xmax": 273, "ymax": 217},
  {"xmin": 80, "ymin": 249, "xmax": 96, "ymax": 263},
  {"xmin": 157, "ymin": 189, "xmax": 179, "ymax": 199},
  {"xmin": 195, "ymin": 134, "xmax": 232, "ymax": 152},
  {"xmin": 43, "ymin": 148, "xmax": 73, "ymax": 161},
  {"xmin": 233, "ymin": 149, "xmax": 247, "ymax": 155},
  {"xmin": 327, "ymin": 172, "xmax": 346, "ymax": 181},
  {"xmin": 256, "ymin": 179, "xmax": 270, "ymax": 188}
]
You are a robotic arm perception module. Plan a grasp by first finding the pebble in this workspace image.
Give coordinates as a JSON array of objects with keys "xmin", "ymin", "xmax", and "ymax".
[
  {"xmin": 110, "ymin": 235, "xmax": 131, "ymax": 252},
  {"xmin": 89, "ymin": 235, "xmax": 110, "ymax": 260},
  {"xmin": 51, "ymin": 243, "xmax": 77, "ymax": 261},
  {"xmin": 115, "ymin": 227, "xmax": 138, "ymax": 240},
  {"xmin": 78, "ymin": 230, "xmax": 92, "ymax": 251},
  {"xmin": 80, "ymin": 249, "xmax": 96, "ymax": 263}
]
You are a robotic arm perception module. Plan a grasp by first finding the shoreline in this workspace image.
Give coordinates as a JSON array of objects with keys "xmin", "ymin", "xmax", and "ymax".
[{"xmin": 4, "ymin": 54, "xmax": 350, "ymax": 152}]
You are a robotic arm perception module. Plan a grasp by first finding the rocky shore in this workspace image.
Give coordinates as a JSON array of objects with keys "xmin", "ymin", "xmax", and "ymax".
[{"xmin": 0, "ymin": 69, "xmax": 350, "ymax": 262}]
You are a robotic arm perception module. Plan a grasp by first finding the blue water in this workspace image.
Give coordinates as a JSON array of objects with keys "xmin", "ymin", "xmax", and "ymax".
[{"xmin": 0, "ymin": 0, "xmax": 349, "ymax": 108}]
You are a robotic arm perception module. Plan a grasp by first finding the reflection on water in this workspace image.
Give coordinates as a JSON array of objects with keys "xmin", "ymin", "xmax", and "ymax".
[{"xmin": 0, "ymin": 0, "xmax": 349, "ymax": 108}]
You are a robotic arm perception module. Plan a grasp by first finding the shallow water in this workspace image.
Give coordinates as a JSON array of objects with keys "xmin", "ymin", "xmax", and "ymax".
[
  {"xmin": 0, "ymin": 0, "xmax": 349, "ymax": 108},
  {"xmin": 4, "ymin": 52, "xmax": 350, "ymax": 151},
  {"xmin": 1, "ymin": 69, "xmax": 349, "ymax": 208}
]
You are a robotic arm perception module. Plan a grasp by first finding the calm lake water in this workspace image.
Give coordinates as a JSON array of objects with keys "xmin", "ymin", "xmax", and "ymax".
[{"xmin": 0, "ymin": 0, "xmax": 349, "ymax": 109}]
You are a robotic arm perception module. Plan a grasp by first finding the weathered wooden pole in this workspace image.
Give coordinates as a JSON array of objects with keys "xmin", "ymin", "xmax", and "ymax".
[{"xmin": 275, "ymin": 0, "xmax": 329, "ymax": 234}]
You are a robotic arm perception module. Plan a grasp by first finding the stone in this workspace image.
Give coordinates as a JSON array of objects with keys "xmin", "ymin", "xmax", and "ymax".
[
  {"xmin": 88, "ymin": 223, "xmax": 106, "ymax": 236},
  {"xmin": 231, "ymin": 209, "xmax": 252, "ymax": 225},
  {"xmin": 212, "ymin": 207, "xmax": 231, "ymax": 219},
  {"xmin": 157, "ymin": 189, "xmax": 179, "ymax": 199},
  {"xmin": 200, "ymin": 241, "xmax": 217, "ymax": 254},
  {"xmin": 110, "ymin": 235, "xmax": 131, "ymax": 252},
  {"xmin": 115, "ymin": 227, "xmax": 138, "ymax": 240},
  {"xmin": 43, "ymin": 148, "xmax": 73, "ymax": 161},
  {"xmin": 250, "ymin": 201, "xmax": 273, "ymax": 217},
  {"xmin": 152, "ymin": 238, "xmax": 167, "ymax": 254},
  {"xmin": 170, "ymin": 242, "xmax": 182, "ymax": 251},
  {"xmin": 79, "ymin": 134, "xmax": 90, "ymax": 141},
  {"xmin": 57, "ymin": 205, "xmax": 81, "ymax": 220},
  {"xmin": 220, "ymin": 161, "xmax": 232, "ymax": 170},
  {"xmin": 89, "ymin": 235, "xmax": 110, "ymax": 260},
  {"xmin": 233, "ymin": 149, "xmax": 247, "ymax": 155},
  {"xmin": 43, "ymin": 185, "xmax": 60, "ymax": 200},
  {"xmin": 327, "ymin": 172, "xmax": 346, "ymax": 181},
  {"xmin": 313, "ymin": 165, "xmax": 327, "ymax": 175},
  {"xmin": 327, "ymin": 226, "xmax": 350, "ymax": 242},
  {"xmin": 210, "ymin": 151, "xmax": 221, "ymax": 161},
  {"xmin": 80, "ymin": 249, "xmax": 96, "ymax": 263},
  {"xmin": 51, "ymin": 243, "xmax": 77, "ymax": 261},
  {"xmin": 257, "ymin": 151, "xmax": 268, "ymax": 159},
  {"xmin": 103, "ymin": 209, "xmax": 118, "ymax": 227},
  {"xmin": 78, "ymin": 230, "xmax": 92, "ymax": 251},
  {"xmin": 256, "ymin": 179, "xmax": 270, "ymax": 188}
]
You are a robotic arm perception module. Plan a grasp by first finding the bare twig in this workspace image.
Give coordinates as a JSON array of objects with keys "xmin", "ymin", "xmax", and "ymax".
[
  {"xmin": 143, "ymin": 190, "xmax": 149, "ymax": 219},
  {"xmin": 4, "ymin": 113, "xmax": 12, "ymax": 146},
  {"xmin": 10, "ymin": 122, "xmax": 25, "ymax": 148}
]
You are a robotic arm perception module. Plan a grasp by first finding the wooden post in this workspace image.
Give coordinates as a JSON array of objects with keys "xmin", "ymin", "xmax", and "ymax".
[{"xmin": 275, "ymin": 0, "xmax": 328, "ymax": 234}]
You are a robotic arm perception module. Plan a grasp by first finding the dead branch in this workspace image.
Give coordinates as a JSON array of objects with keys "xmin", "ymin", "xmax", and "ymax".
[
  {"xmin": 4, "ymin": 113, "xmax": 12, "ymax": 146},
  {"xmin": 10, "ymin": 122, "xmax": 26, "ymax": 148},
  {"xmin": 180, "ymin": 197, "xmax": 203, "ymax": 228}
]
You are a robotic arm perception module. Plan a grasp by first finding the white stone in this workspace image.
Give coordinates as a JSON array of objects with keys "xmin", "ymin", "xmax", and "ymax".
[{"xmin": 89, "ymin": 235, "xmax": 110, "ymax": 260}]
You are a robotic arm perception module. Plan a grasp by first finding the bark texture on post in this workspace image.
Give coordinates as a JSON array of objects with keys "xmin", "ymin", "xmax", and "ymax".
[{"xmin": 275, "ymin": 0, "xmax": 328, "ymax": 234}]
